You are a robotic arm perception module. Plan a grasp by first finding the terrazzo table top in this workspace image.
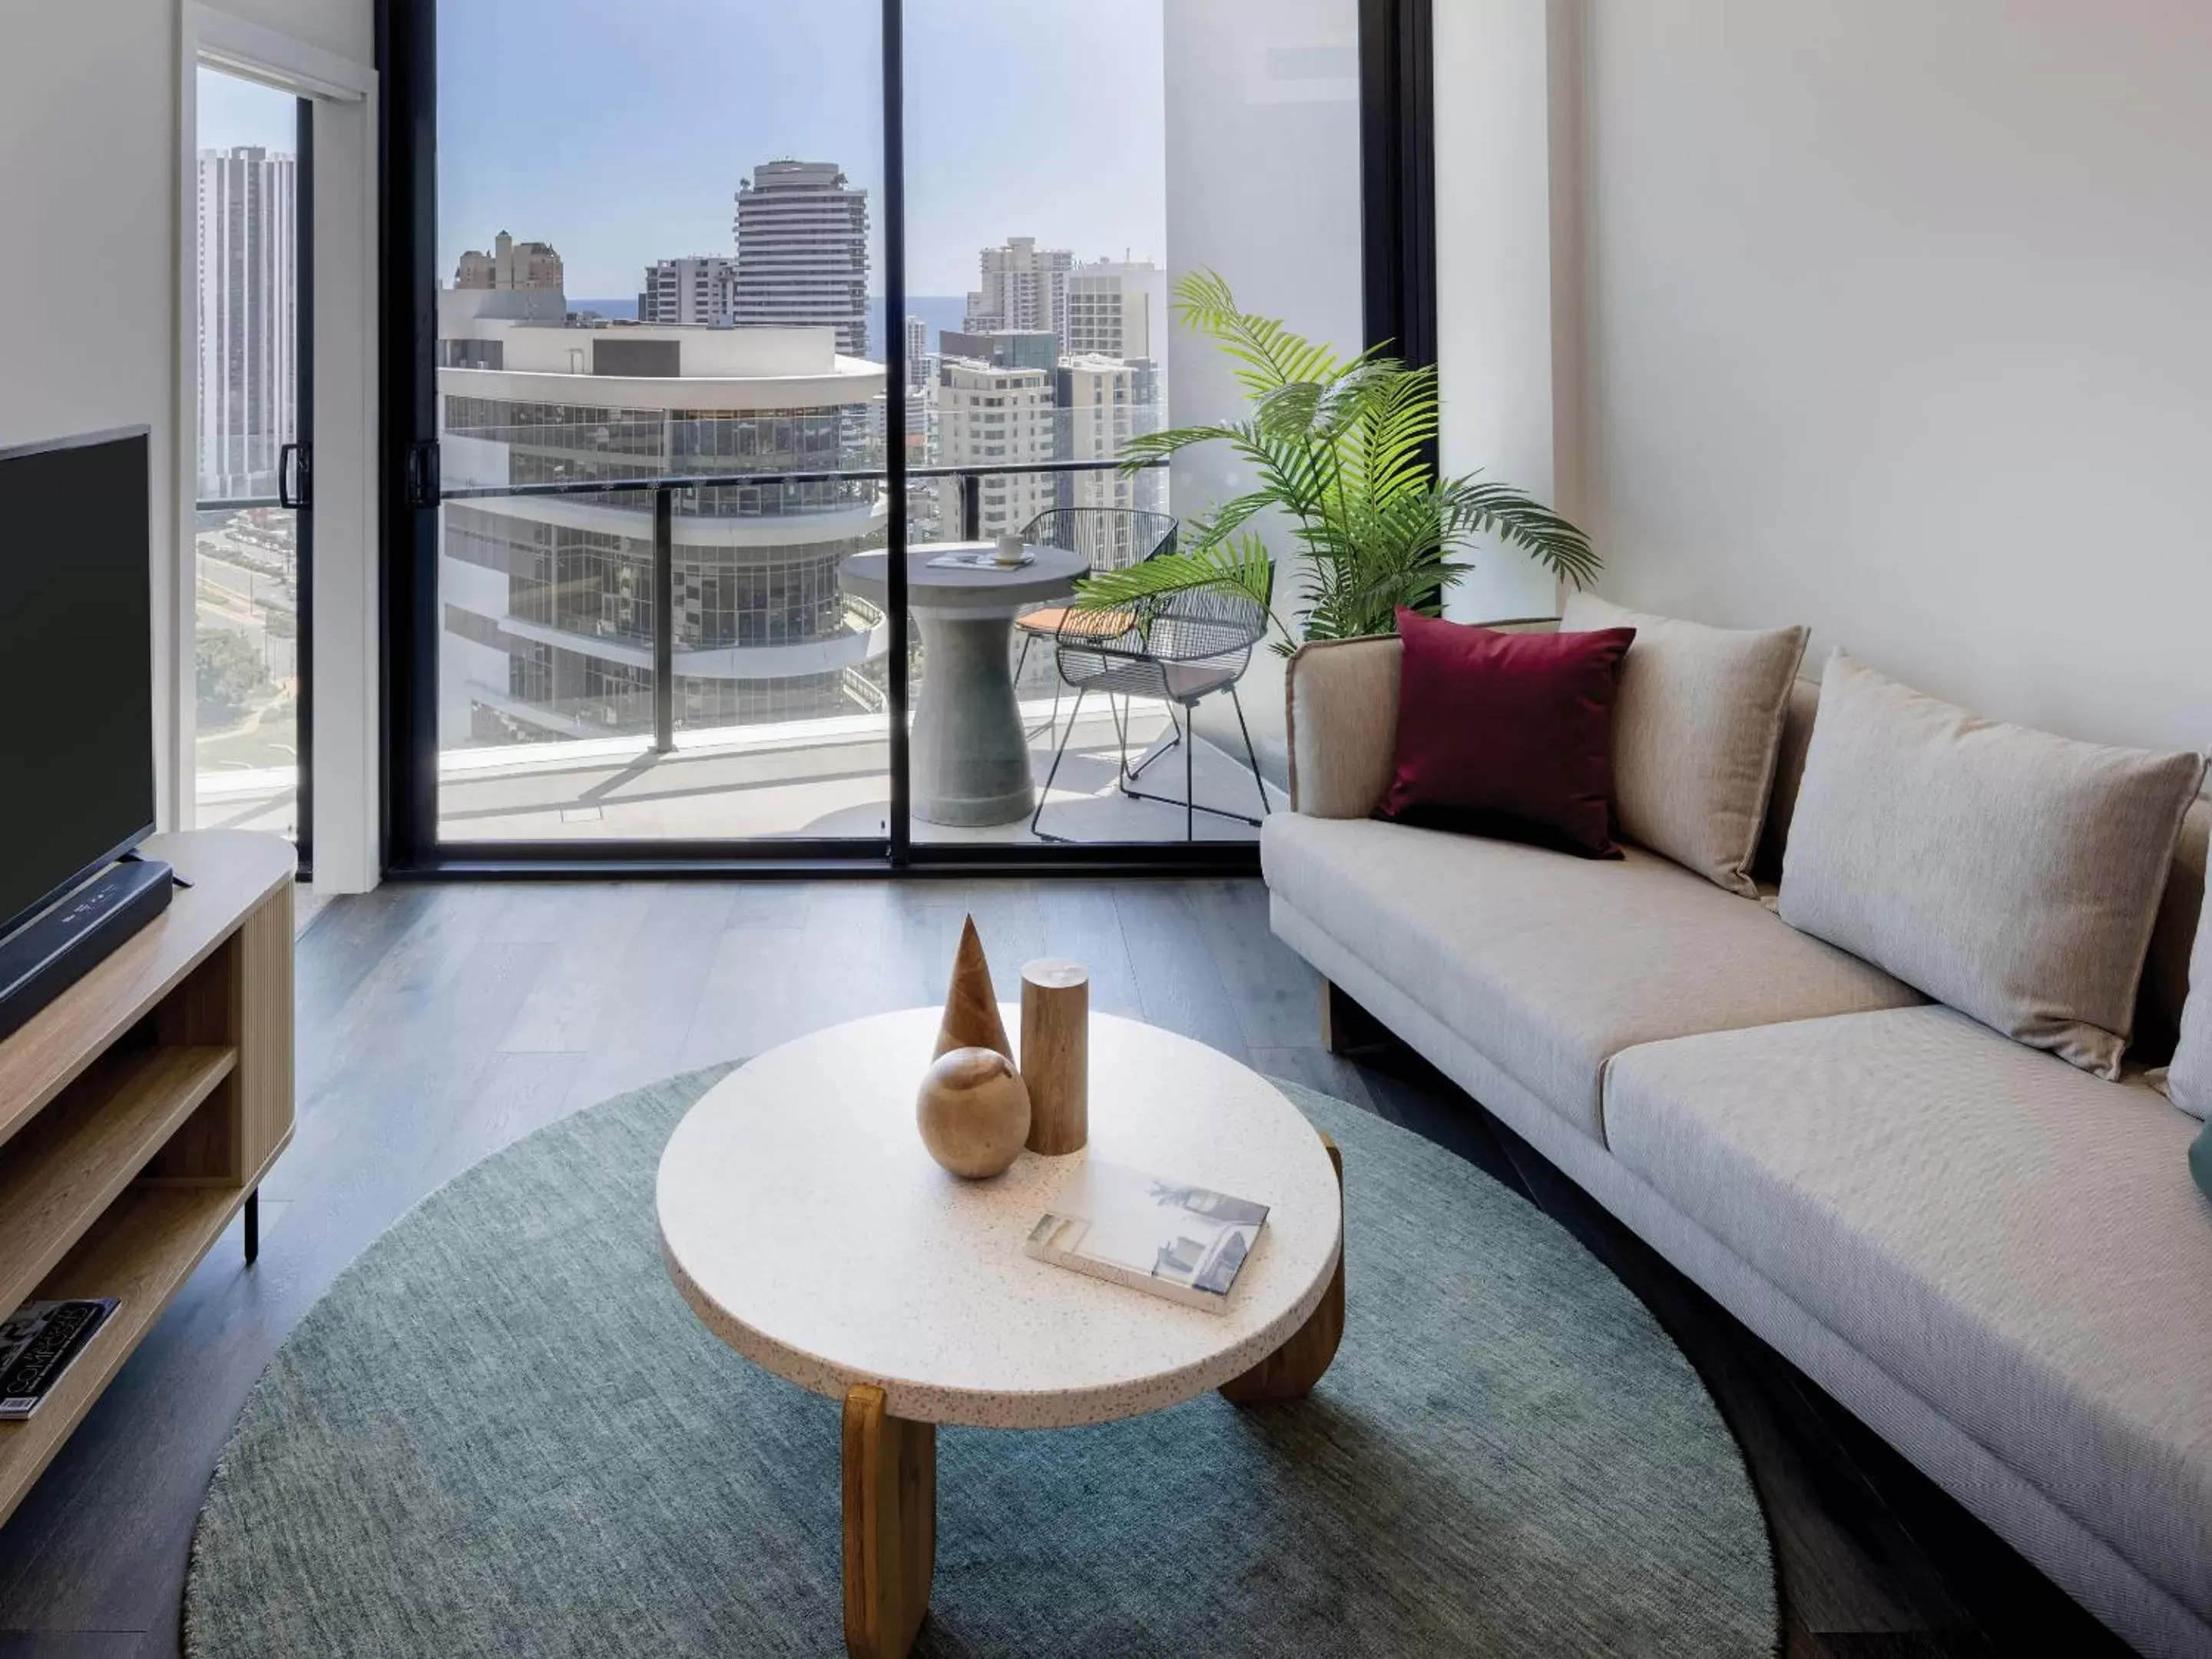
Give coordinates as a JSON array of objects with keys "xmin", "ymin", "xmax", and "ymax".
[
  {"xmin": 657, "ymin": 1006, "xmax": 1343, "ymax": 1429},
  {"xmin": 839, "ymin": 543, "xmax": 1089, "ymax": 615}
]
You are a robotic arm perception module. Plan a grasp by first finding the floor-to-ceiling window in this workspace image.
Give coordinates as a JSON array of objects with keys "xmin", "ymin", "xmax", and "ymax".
[{"xmin": 385, "ymin": 0, "xmax": 1388, "ymax": 873}]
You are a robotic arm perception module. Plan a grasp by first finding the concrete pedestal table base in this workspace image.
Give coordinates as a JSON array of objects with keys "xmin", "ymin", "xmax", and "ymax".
[{"xmin": 840, "ymin": 542, "xmax": 1088, "ymax": 827}]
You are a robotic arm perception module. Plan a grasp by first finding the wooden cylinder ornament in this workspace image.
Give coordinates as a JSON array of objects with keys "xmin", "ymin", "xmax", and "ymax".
[{"xmin": 1019, "ymin": 959, "xmax": 1089, "ymax": 1154}]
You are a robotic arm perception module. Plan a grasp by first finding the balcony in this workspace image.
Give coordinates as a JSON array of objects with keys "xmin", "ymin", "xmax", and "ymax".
[
  {"xmin": 198, "ymin": 696, "xmax": 1277, "ymax": 846},
  {"xmin": 195, "ymin": 457, "xmax": 1283, "ymax": 853}
]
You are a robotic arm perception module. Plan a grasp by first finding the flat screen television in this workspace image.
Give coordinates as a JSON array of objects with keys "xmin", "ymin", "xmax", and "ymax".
[{"xmin": 0, "ymin": 428, "xmax": 156, "ymax": 945}]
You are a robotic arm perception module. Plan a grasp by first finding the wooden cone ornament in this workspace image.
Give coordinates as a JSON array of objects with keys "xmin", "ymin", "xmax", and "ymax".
[{"xmin": 935, "ymin": 915, "xmax": 1012, "ymax": 1059}]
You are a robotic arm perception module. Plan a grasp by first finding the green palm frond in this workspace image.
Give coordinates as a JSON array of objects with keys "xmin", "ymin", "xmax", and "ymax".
[
  {"xmin": 1105, "ymin": 273, "xmax": 1598, "ymax": 644},
  {"xmin": 1071, "ymin": 533, "xmax": 1283, "ymax": 633},
  {"xmin": 1118, "ymin": 423, "xmax": 1240, "ymax": 469},
  {"xmin": 1437, "ymin": 480, "xmax": 1601, "ymax": 590},
  {"xmin": 1171, "ymin": 270, "xmax": 1353, "ymax": 396},
  {"xmin": 1178, "ymin": 488, "xmax": 1277, "ymax": 553}
]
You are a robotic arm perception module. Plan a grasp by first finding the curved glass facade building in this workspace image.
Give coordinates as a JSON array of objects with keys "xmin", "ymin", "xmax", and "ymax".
[{"xmin": 435, "ymin": 288, "xmax": 889, "ymax": 748}]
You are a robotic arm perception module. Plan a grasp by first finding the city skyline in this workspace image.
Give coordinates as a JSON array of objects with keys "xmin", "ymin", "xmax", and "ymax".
[{"xmin": 433, "ymin": 0, "xmax": 1167, "ymax": 300}]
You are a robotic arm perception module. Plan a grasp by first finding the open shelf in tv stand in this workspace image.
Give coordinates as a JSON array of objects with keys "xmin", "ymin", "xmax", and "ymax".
[{"xmin": 0, "ymin": 830, "xmax": 294, "ymax": 1527}]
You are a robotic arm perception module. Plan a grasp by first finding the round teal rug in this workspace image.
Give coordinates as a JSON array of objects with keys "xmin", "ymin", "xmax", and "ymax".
[{"xmin": 185, "ymin": 1066, "xmax": 1777, "ymax": 1657}]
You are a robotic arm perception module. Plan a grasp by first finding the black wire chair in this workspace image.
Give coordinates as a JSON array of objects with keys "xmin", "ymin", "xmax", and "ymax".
[
  {"xmin": 1011, "ymin": 507, "xmax": 1180, "ymax": 746},
  {"xmin": 1031, "ymin": 565, "xmax": 1275, "ymax": 843}
]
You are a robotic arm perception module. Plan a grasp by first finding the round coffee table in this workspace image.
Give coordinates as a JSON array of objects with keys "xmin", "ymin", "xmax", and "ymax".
[
  {"xmin": 657, "ymin": 1006, "xmax": 1346, "ymax": 1659},
  {"xmin": 839, "ymin": 543, "xmax": 1089, "ymax": 827}
]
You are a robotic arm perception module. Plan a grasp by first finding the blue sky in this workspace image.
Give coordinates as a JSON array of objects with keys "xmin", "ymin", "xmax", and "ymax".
[
  {"xmin": 198, "ymin": 67, "xmax": 301, "ymax": 154},
  {"xmin": 432, "ymin": 0, "xmax": 1167, "ymax": 300}
]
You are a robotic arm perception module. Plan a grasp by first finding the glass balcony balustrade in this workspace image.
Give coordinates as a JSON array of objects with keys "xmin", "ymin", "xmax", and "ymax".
[
  {"xmin": 191, "ymin": 502, "xmax": 303, "ymax": 837},
  {"xmin": 423, "ymin": 445, "xmax": 1264, "ymax": 845}
]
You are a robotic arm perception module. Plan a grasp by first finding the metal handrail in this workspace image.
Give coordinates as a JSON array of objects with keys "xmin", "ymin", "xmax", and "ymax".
[
  {"xmin": 198, "ymin": 459, "xmax": 1172, "ymax": 759},
  {"xmin": 194, "ymin": 457, "xmax": 1164, "ymax": 512},
  {"xmin": 432, "ymin": 453, "xmax": 1162, "ymax": 504}
]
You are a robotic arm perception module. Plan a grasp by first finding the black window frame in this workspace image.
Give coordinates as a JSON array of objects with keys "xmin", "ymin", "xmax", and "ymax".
[{"xmin": 374, "ymin": 0, "xmax": 1434, "ymax": 880}]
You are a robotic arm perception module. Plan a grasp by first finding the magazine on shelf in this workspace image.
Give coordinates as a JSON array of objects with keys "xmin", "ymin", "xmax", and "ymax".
[
  {"xmin": 0, "ymin": 1299, "xmax": 119, "ymax": 1420},
  {"xmin": 1025, "ymin": 1161, "xmax": 1269, "ymax": 1313},
  {"xmin": 927, "ymin": 549, "xmax": 1034, "ymax": 571}
]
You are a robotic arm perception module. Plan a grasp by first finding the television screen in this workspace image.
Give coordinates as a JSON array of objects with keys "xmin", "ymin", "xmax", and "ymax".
[{"xmin": 0, "ymin": 429, "xmax": 154, "ymax": 942}]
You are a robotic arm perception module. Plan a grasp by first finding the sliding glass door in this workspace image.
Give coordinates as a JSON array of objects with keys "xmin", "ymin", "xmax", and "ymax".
[
  {"xmin": 193, "ymin": 69, "xmax": 313, "ymax": 863},
  {"xmin": 426, "ymin": 1, "xmax": 890, "ymax": 849},
  {"xmin": 384, "ymin": 0, "xmax": 1386, "ymax": 873},
  {"xmin": 900, "ymin": 3, "xmax": 1185, "ymax": 848}
]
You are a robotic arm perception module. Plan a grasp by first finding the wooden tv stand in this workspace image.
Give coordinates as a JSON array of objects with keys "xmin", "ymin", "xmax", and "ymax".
[{"xmin": 0, "ymin": 830, "xmax": 293, "ymax": 1526}]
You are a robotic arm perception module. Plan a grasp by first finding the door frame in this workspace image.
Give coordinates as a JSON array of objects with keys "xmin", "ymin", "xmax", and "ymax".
[{"xmin": 177, "ymin": 4, "xmax": 382, "ymax": 892}]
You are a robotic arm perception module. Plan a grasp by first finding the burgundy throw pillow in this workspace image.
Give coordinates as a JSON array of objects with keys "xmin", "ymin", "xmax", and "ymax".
[{"xmin": 1376, "ymin": 608, "xmax": 1636, "ymax": 857}]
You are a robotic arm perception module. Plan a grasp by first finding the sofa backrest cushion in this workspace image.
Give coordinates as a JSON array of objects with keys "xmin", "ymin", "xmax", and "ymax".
[
  {"xmin": 1562, "ymin": 594, "xmax": 1809, "ymax": 898},
  {"xmin": 1285, "ymin": 636, "xmax": 1402, "ymax": 818},
  {"xmin": 1762, "ymin": 692, "xmax": 2209, "ymax": 1059},
  {"xmin": 1778, "ymin": 651, "xmax": 2207, "ymax": 1079}
]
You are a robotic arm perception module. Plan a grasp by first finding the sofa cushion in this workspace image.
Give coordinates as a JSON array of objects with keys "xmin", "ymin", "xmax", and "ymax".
[
  {"xmin": 1605, "ymin": 1006, "xmax": 2212, "ymax": 1625},
  {"xmin": 1561, "ymin": 594, "xmax": 1808, "ymax": 898},
  {"xmin": 1286, "ymin": 637, "xmax": 1403, "ymax": 820},
  {"xmin": 1378, "ymin": 609, "xmax": 1636, "ymax": 857},
  {"xmin": 1779, "ymin": 652, "xmax": 2206, "ymax": 1079},
  {"xmin": 1260, "ymin": 813, "xmax": 1919, "ymax": 1139}
]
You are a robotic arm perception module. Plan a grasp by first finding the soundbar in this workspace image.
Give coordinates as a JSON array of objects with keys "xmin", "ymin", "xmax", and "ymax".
[{"xmin": 0, "ymin": 856, "xmax": 175, "ymax": 1045}]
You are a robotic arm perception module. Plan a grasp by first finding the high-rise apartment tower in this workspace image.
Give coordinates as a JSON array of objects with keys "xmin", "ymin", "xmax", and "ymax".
[
  {"xmin": 196, "ymin": 145, "xmax": 298, "ymax": 499},
  {"xmin": 733, "ymin": 160, "xmax": 870, "ymax": 355},
  {"xmin": 1065, "ymin": 259, "xmax": 1164, "ymax": 362},
  {"xmin": 965, "ymin": 237, "xmax": 1075, "ymax": 345},
  {"xmin": 638, "ymin": 256, "xmax": 740, "ymax": 326}
]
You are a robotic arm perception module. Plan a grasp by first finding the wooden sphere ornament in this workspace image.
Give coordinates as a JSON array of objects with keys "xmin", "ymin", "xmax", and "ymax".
[
  {"xmin": 916, "ymin": 1047, "xmax": 1031, "ymax": 1178},
  {"xmin": 1019, "ymin": 959, "xmax": 1089, "ymax": 1155}
]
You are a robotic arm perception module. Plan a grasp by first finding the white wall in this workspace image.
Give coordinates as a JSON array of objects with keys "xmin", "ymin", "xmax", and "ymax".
[
  {"xmin": 1163, "ymin": 0, "xmax": 1365, "ymax": 782},
  {"xmin": 210, "ymin": 0, "xmax": 370, "ymax": 65},
  {"xmin": 2, "ymin": 5, "xmax": 185, "ymax": 820},
  {"xmin": 1433, "ymin": 0, "xmax": 1583, "ymax": 625},
  {"xmin": 2, "ymin": 2, "xmax": 378, "ymax": 880},
  {"xmin": 1572, "ymin": 0, "xmax": 2212, "ymax": 754}
]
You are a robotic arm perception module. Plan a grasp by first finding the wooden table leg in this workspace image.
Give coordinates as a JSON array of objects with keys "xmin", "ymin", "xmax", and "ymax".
[
  {"xmin": 843, "ymin": 1384, "xmax": 935, "ymax": 1659},
  {"xmin": 1220, "ymin": 1133, "xmax": 1345, "ymax": 1404}
]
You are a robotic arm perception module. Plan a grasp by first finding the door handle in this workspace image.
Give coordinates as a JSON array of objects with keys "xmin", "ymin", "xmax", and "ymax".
[
  {"xmin": 278, "ymin": 442, "xmax": 313, "ymax": 512},
  {"xmin": 406, "ymin": 440, "xmax": 441, "ymax": 508}
]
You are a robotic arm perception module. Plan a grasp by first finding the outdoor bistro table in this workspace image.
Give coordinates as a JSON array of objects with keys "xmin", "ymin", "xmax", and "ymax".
[{"xmin": 840, "ymin": 541, "xmax": 1089, "ymax": 827}]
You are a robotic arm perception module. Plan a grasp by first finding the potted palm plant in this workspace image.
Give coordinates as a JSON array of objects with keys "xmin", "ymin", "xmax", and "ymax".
[{"xmin": 1073, "ymin": 272, "xmax": 1598, "ymax": 647}]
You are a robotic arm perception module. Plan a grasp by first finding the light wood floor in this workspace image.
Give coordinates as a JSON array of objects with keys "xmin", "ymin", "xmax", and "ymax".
[{"xmin": 0, "ymin": 879, "xmax": 2128, "ymax": 1657}]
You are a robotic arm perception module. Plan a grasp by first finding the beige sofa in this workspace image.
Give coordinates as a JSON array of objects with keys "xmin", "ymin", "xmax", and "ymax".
[{"xmin": 1261, "ymin": 635, "xmax": 2212, "ymax": 1659}]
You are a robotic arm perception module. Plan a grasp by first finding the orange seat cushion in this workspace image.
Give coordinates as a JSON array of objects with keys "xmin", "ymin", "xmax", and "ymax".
[{"xmin": 1016, "ymin": 606, "xmax": 1134, "ymax": 638}]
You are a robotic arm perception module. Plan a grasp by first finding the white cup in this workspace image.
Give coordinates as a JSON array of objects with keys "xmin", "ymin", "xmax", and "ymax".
[{"xmin": 993, "ymin": 533, "xmax": 1025, "ymax": 565}]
